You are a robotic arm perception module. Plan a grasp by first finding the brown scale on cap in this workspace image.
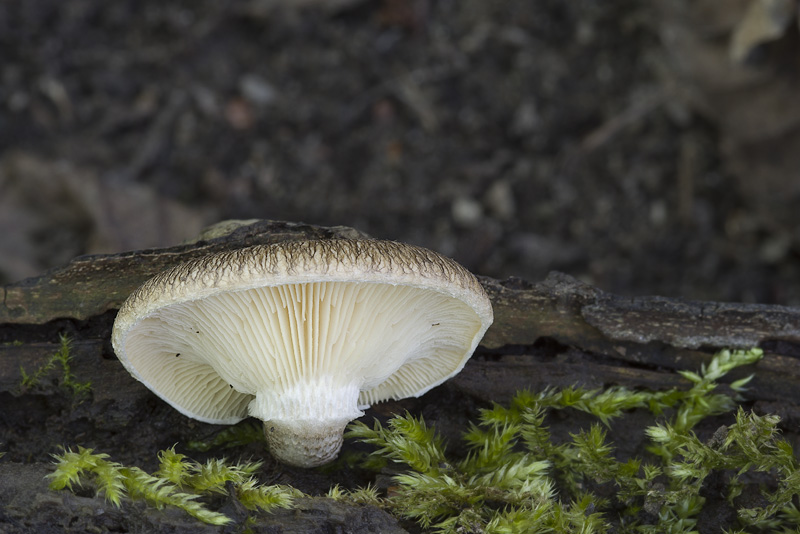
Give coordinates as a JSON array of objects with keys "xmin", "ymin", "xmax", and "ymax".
[{"xmin": 112, "ymin": 239, "xmax": 493, "ymax": 467}]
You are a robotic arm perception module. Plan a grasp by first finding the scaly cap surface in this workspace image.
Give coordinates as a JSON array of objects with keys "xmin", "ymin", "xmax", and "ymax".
[{"xmin": 112, "ymin": 239, "xmax": 493, "ymax": 466}]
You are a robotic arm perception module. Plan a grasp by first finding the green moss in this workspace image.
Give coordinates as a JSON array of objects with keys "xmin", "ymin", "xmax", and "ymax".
[
  {"xmin": 48, "ymin": 446, "xmax": 302, "ymax": 525},
  {"xmin": 19, "ymin": 334, "xmax": 91, "ymax": 401},
  {"xmin": 347, "ymin": 348, "xmax": 800, "ymax": 533},
  {"xmin": 185, "ymin": 421, "xmax": 265, "ymax": 452},
  {"xmin": 49, "ymin": 347, "xmax": 799, "ymax": 532}
]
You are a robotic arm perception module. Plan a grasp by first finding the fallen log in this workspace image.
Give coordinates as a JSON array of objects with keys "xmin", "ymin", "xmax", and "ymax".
[{"xmin": 2, "ymin": 220, "xmax": 799, "ymax": 533}]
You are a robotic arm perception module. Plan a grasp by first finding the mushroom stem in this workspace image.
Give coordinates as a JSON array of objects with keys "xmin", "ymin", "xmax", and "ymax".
[
  {"xmin": 248, "ymin": 378, "xmax": 363, "ymax": 467},
  {"xmin": 263, "ymin": 418, "xmax": 351, "ymax": 467}
]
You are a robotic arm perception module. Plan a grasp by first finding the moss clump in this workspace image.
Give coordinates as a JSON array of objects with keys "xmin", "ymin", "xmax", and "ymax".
[
  {"xmin": 327, "ymin": 483, "xmax": 384, "ymax": 507},
  {"xmin": 348, "ymin": 348, "xmax": 800, "ymax": 533},
  {"xmin": 19, "ymin": 334, "xmax": 91, "ymax": 401},
  {"xmin": 48, "ymin": 446, "xmax": 302, "ymax": 525},
  {"xmin": 48, "ymin": 348, "xmax": 799, "ymax": 532},
  {"xmin": 185, "ymin": 421, "xmax": 265, "ymax": 452}
]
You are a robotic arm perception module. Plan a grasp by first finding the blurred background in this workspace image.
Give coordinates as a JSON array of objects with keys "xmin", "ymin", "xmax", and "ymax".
[{"xmin": 2, "ymin": 0, "xmax": 800, "ymax": 304}]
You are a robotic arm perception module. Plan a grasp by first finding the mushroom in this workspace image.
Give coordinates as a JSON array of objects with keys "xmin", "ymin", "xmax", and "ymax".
[{"xmin": 111, "ymin": 239, "xmax": 493, "ymax": 467}]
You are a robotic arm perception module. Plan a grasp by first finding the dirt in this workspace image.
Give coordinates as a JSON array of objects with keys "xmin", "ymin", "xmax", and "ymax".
[{"xmin": 2, "ymin": 0, "xmax": 799, "ymax": 304}]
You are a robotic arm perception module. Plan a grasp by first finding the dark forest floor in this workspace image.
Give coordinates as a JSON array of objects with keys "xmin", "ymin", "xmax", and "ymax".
[{"xmin": 2, "ymin": 0, "xmax": 800, "ymax": 304}]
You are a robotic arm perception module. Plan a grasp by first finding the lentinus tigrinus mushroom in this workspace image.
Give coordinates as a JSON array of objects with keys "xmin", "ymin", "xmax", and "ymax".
[{"xmin": 111, "ymin": 239, "xmax": 493, "ymax": 467}]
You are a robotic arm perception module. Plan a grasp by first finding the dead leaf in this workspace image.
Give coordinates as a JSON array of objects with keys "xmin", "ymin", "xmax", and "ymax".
[
  {"xmin": 730, "ymin": 0, "xmax": 797, "ymax": 62},
  {"xmin": 0, "ymin": 152, "xmax": 213, "ymax": 282}
]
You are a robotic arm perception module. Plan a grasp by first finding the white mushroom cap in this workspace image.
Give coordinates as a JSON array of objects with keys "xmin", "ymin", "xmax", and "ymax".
[{"xmin": 111, "ymin": 239, "xmax": 493, "ymax": 467}]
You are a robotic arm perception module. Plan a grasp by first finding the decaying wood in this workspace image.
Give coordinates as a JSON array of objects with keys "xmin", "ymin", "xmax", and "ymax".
[
  {"xmin": 2, "ymin": 220, "xmax": 800, "ymax": 533},
  {"xmin": 469, "ymin": 272, "xmax": 800, "ymax": 405},
  {"xmin": 3, "ymin": 219, "xmax": 800, "ymax": 404},
  {"xmin": 0, "ymin": 220, "xmax": 370, "ymax": 325}
]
